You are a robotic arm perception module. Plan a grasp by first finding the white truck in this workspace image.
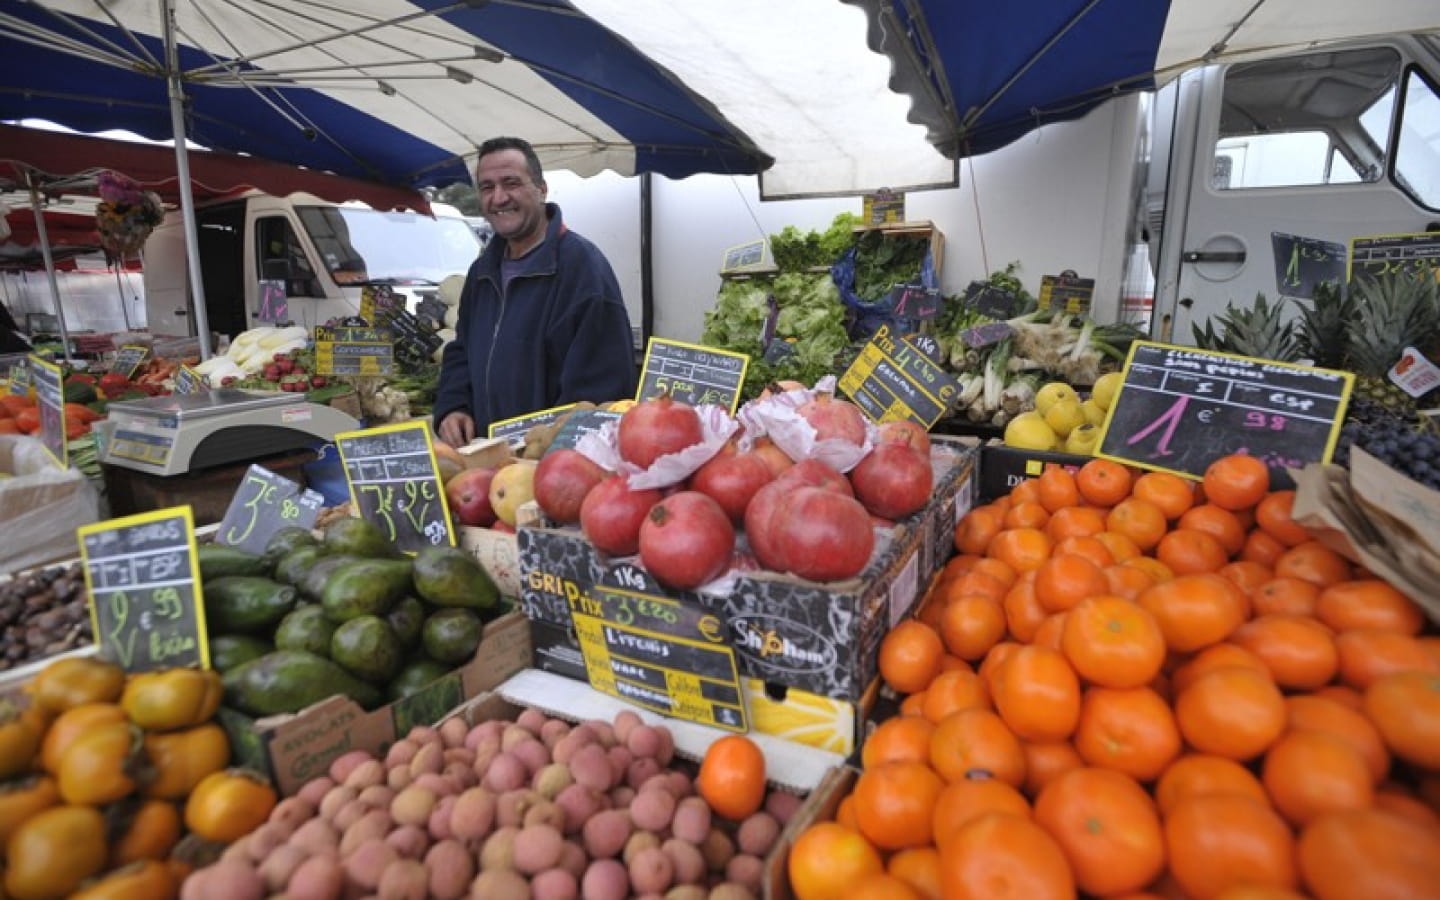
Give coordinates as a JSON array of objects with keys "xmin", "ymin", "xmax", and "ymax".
[{"xmin": 143, "ymin": 191, "xmax": 483, "ymax": 337}]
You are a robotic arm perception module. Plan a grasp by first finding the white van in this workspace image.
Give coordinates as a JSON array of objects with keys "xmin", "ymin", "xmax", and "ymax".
[{"xmin": 144, "ymin": 192, "xmax": 482, "ymax": 337}]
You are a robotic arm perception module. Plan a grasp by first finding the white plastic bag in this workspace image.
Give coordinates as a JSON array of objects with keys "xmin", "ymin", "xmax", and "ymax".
[{"xmin": 0, "ymin": 435, "xmax": 101, "ymax": 571}]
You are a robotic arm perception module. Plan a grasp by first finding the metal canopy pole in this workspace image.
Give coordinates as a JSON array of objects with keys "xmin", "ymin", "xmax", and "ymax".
[
  {"xmin": 162, "ymin": 0, "xmax": 214, "ymax": 359},
  {"xmin": 24, "ymin": 173, "xmax": 74, "ymax": 365}
]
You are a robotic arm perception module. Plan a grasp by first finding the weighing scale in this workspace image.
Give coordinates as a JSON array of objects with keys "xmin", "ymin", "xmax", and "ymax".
[{"xmin": 99, "ymin": 389, "xmax": 360, "ymax": 477}]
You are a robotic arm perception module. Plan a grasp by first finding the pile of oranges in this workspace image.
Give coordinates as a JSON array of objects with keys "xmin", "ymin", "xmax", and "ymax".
[{"xmin": 786, "ymin": 453, "xmax": 1440, "ymax": 900}]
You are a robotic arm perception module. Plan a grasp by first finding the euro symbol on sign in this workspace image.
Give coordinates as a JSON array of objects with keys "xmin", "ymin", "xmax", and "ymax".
[
  {"xmin": 1198, "ymin": 409, "xmax": 1214, "ymax": 423},
  {"xmin": 697, "ymin": 615, "xmax": 724, "ymax": 643}
]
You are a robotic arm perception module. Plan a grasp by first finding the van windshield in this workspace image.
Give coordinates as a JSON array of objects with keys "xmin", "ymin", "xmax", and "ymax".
[{"xmin": 296, "ymin": 206, "xmax": 481, "ymax": 286}]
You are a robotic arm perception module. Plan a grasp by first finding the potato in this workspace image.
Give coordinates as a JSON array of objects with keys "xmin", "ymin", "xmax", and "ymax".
[
  {"xmin": 629, "ymin": 846, "xmax": 675, "ymax": 895},
  {"xmin": 653, "ymin": 727, "xmax": 675, "ymax": 767},
  {"xmin": 606, "ymin": 745, "xmax": 634, "ymax": 783},
  {"xmin": 343, "ymin": 759, "xmax": 385, "ymax": 791},
  {"xmin": 558, "ymin": 839, "xmax": 587, "ymax": 878},
  {"xmin": 467, "ymin": 719, "xmax": 506, "ymax": 748},
  {"xmin": 197, "ymin": 859, "xmax": 265, "ymax": 900},
  {"xmin": 180, "ymin": 865, "xmax": 212, "ymax": 900},
  {"xmin": 511, "ymin": 738, "xmax": 552, "ymax": 776},
  {"xmin": 612, "ymin": 710, "xmax": 643, "ymax": 744},
  {"xmin": 333, "ymin": 799, "xmax": 368, "ymax": 832},
  {"xmin": 516, "ymin": 707, "xmax": 549, "ymax": 735},
  {"xmin": 483, "ymin": 753, "xmax": 529, "ymax": 794},
  {"xmin": 521, "ymin": 799, "xmax": 565, "ymax": 831},
  {"xmin": 581, "ymin": 858, "xmax": 630, "ymax": 900},
  {"xmin": 340, "ymin": 810, "xmax": 393, "ymax": 857},
  {"xmin": 623, "ymin": 830, "xmax": 662, "ymax": 866},
  {"xmin": 221, "ymin": 836, "xmax": 253, "ymax": 863},
  {"xmin": 413, "ymin": 772, "xmax": 460, "ymax": 797},
  {"xmin": 589, "ymin": 721, "xmax": 617, "ymax": 749},
  {"xmin": 625, "ymin": 757, "xmax": 663, "ymax": 791},
  {"xmin": 429, "ymin": 795, "xmax": 458, "ymax": 840},
  {"xmin": 764, "ymin": 789, "xmax": 802, "ymax": 826},
  {"xmin": 479, "ymin": 826, "xmax": 519, "ymax": 871},
  {"xmin": 424, "ymin": 839, "xmax": 474, "ymax": 900},
  {"xmin": 708, "ymin": 885, "xmax": 757, "ymax": 900},
  {"xmin": 450, "ymin": 787, "xmax": 497, "ymax": 842},
  {"xmin": 531, "ymin": 867, "xmax": 579, "ymax": 900},
  {"xmin": 383, "ymin": 825, "xmax": 430, "ymax": 860},
  {"xmin": 539, "ymin": 718, "xmax": 570, "ymax": 749},
  {"xmin": 663, "ymin": 771, "xmax": 692, "ymax": 798},
  {"xmin": 501, "ymin": 724, "xmax": 538, "ymax": 752},
  {"xmin": 629, "ymin": 786, "xmax": 677, "ymax": 832},
  {"xmin": 671, "ymin": 797, "xmax": 711, "ymax": 845},
  {"xmin": 569, "ymin": 743, "xmax": 614, "ymax": 793},
  {"xmin": 329, "ymin": 750, "xmax": 375, "ymax": 785},
  {"xmin": 376, "ymin": 857, "xmax": 427, "ymax": 900},
  {"xmin": 496, "ymin": 788, "xmax": 540, "ymax": 829},
  {"xmin": 384, "ymin": 739, "xmax": 419, "ymax": 769},
  {"xmin": 342, "ymin": 837, "xmax": 397, "ymax": 890},
  {"xmin": 406, "ymin": 725, "xmax": 441, "ymax": 747},
  {"xmin": 391, "ymin": 786, "xmax": 436, "ymax": 829},
  {"xmin": 270, "ymin": 797, "xmax": 318, "ymax": 832},
  {"xmin": 512, "ymin": 822, "xmax": 565, "ymax": 875},
  {"xmin": 700, "ymin": 828, "xmax": 735, "ymax": 872},
  {"xmin": 439, "ymin": 716, "xmax": 470, "ymax": 749},
  {"xmin": 444, "ymin": 760, "xmax": 477, "ymax": 791},
  {"xmin": 298, "ymin": 776, "xmax": 336, "ymax": 809},
  {"xmin": 610, "ymin": 786, "xmax": 637, "ymax": 809},
  {"xmin": 467, "ymin": 868, "xmax": 529, "ymax": 900},
  {"xmin": 472, "ymin": 743, "xmax": 501, "ymax": 781},
  {"xmin": 319, "ymin": 785, "xmax": 358, "ymax": 822},
  {"xmin": 289, "ymin": 818, "xmax": 340, "ymax": 856},
  {"xmin": 259, "ymin": 844, "xmax": 309, "ymax": 891},
  {"xmin": 386, "ymin": 766, "xmax": 413, "ymax": 792},
  {"xmin": 662, "ymin": 838, "xmax": 707, "ymax": 885},
  {"xmin": 625, "ymin": 725, "xmax": 662, "ymax": 760},
  {"xmin": 246, "ymin": 822, "xmax": 291, "ymax": 860},
  {"xmin": 736, "ymin": 813, "xmax": 779, "ymax": 856},
  {"xmin": 724, "ymin": 854, "xmax": 763, "ymax": 893},
  {"xmin": 287, "ymin": 855, "xmax": 344, "ymax": 900},
  {"xmin": 409, "ymin": 742, "xmax": 445, "ymax": 777},
  {"xmin": 582, "ymin": 808, "xmax": 633, "ymax": 860},
  {"xmin": 533, "ymin": 762, "xmax": 574, "ymax": 800},
  {"xmin": 554, "ymin": 784, "xmax": 603, "ymax": 834},
  {"xmin": 667, "ymin": 887, "xmax": 708, "ymax": 900},
  {"xmin": 443, "ymin": 746, "xmax": 476, "ymax": 767},
  {"xmin": 358, "ymin": 785, "xmax": 395, "ymax": 811}
]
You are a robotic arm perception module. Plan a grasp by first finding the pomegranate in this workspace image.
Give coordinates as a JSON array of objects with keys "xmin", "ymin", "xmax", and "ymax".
[
  {"xmin": 796, "ymin": 393, "xmax": 867, "ymax": 447},
  {"xmin": 743, "ymin": 479, "xmax": 789, "ymax": 572},
  {"xmin": 533, "ymin": 449, "xmax": 608, "ymax": 523},
  {"xmin": 618, "ymin": 394, "xmax": 704, "ymax": 469},
  {"xmin": 579, "ymin": 475, "xmax": 663, "ymax": 557},
  {"xmin": 876, "ymin": 420, "xmax": 932, "ymax": 455},
  {"xmin": 777, "ymin": 458, "xmax": 853, "ymax": 497},
  {"xmin": 638, "ymin": 492, "xmax": 736, "ymax": 590},
  {"xmin": 849, "ymin": 443, "xmax": 933, "ymax": 519},
  {"xmin": 689, "ymin": 451, "xmax": 775, "ymax": 525},
  {"xmin": 765, "ymin": 487, "xmax": 875, "ymax": 582},
  {"xmin": 750, "ymin": 436, "xmax": 795, "ymax": 478}
]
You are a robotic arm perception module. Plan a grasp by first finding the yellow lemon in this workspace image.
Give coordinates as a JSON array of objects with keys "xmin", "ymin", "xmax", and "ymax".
[
  {"xmin": 1080, "ymin": 398, "xmax": 1108, "ymax": 427},
  {"xmin": 1064, "ymin": 423, "xmax": 1102, "ymax": 456},
  {"xmin": 1035, "ymin": 382, "xmax": 1081, "ymax": 416},
  {"xmin": 1091, "ymin": 372, "xmax": 1124, "ymax": 411},
  {"xmin": 1042, "ymin": 398, "xmax": 1086, "ymax": 439},
  {"xmin": 1004, "ymin": 411, "xmax": 1058, "ymax": 452}
]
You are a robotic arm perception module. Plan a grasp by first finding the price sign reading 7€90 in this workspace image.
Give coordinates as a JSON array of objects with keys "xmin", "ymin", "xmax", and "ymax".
[{"xmin": 336, "ymin": 420, "xmax": 455, "ymax": 553}]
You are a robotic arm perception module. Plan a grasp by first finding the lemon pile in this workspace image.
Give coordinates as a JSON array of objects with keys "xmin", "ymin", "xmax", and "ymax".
[{"xmin": 1003, "ymin": 373, "xmax": 1124, "ymax": 455}]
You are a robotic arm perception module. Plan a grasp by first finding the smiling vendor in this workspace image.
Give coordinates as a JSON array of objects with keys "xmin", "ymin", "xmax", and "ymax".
[{"xmin": 433, "ymin": 136, "xmax": 637, "ymax": 446}]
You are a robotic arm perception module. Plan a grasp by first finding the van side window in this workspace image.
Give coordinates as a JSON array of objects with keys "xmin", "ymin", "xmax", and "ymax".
[
  {"xmin": 256, "ymin": 216, "xmax": 321, "ymax": 297},
  {"xmin": 1213, "ymin": 47, "xmax": 1401, "ymax": 190},
  {"xmin": 1393, "ymin": 68, "xmax": 1440, "ymax": 211}
]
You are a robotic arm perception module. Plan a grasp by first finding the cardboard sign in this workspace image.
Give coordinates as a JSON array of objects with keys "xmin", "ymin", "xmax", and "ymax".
[
  {"xmin": 572, "ymin": 576, "xmax": 747, "ymax": 733},
  {"xmin": 1389, "ymin": 346, "xmax": 1440, "ymax": 399},
  {"xmin": 336, "ymin": 421, "xmax": 455, "ymax": 553},
  {"xmin": 489, "ymin": 403, "xmax": 575, "ymax": 444},
  {"xmin": 172, "ymin": 365, "xmax": 207, "ymax": 396},
  {"xmin": 7, "ymin": 358, "xmax": 30, "ymax": 396},
  {"xmin": 890, "ymin": 283, "xmax": 943, "ymax": 320},
  {"xmin": 1096, "ymin": 341, "xmax": 1353, "ymax": 485},
  {"xmin": 838, "ymin": 324, "xmax": 959, "ymax": 428},
  {"xmin": 1350, "ymin": 232, "xmax": 1440, "ymax": 281},
  {"xmin": 1271, "ymin": 232, "xmax": 1346, "ymax": 300},
  {"xmin": 721, "ymin": 239, "xmax": 767, "ymax": 273},
  {"xmin": 637, "ymin": 338, "xmax": 749, "ymax": 414},
  {"xmin": 548, "ymin": 409, "xmax": 621, "ymax": 455},
  {"xmin": 29, "ymin": 354, "xmax": 66, "ymax": 468},
  {"xmin": 963, "ymin": 281, "xmax": 1021, "ymax": 319},
  {"xmin": 110, "ymin": 344, "xmax": 151, "ymax": 378},
  {"xmin": 1037, "ymin": 272, "xmax": 1095, "ymax": 315},
  {"xmin": 863, "ymin": 190, "xmax": 905, "ymax": 225},
  {"xmin": 314, "ymin": 325, "xmax": 394, "ymax": 376},
  {"xmin": 217, "ymin": 464, "xmax": 325, "ymax": 554},
  {"xmin": 257, "ymin": 279, "xmax": 289, "ymax": 324},
  {"xmin": 78, "ymin": 506, "xmax": 208, "ymax": 671}
]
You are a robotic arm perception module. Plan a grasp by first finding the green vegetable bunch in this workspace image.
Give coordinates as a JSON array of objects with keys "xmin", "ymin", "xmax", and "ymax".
[{"xmin": 768, "ymin": 213, "xmax": 862, "ymax": 272}]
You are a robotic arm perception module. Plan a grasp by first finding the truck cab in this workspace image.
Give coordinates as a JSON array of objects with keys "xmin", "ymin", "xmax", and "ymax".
[{"xmin": 144, "ymin": 192, "xmax": 482, "ymax": 337}]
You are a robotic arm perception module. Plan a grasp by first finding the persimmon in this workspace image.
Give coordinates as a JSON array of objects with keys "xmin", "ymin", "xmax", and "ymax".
[
  {"xmin": 1202, "ymin": 454, "xmax": 1271, "ymax": 511},
  {"xmin": 851, "ymin": 760, "xmax": 944, "ymax": 850},
  {"xmin": 1137, "ymin": 573, "xmax": 1249, "ymax": 653},
  {"xmin": 920, "ymin": 667, "xmax": 989, "ymax": 723},
  {"xmin": 1034, "ymin": 767, "xmax": 1165, "ymax": 896},
  {"xmin": 929, "ymin": 708, "xmax": 1025, "ymax": 787},
  {"xmin": 1106, "ymin": 497, "xmax": 1168, "ymax": 551},
  {"xmin": 850, "ymin": 873, "xmax": 924, "ymax": 900},
  {"xmin": 1284, "ymin": 694, "xmax": 1389, "ymax": 784},
  {"xmin": 1335, "ymin": 629, "xmax": 1439, "ymax": 690},
  {"xmin": 1020, "ymin": 740, "xmax": 1084, "ymax": 798},
  {"xmin": 1165, "ymin": 794, "xmax": 1298, "ymax": 900},
  {"xmin": 1072, "ymin": 686, "xmax": 1181, "ymax": 781},
  {"xmin": 1314, "ymin": 579, "xmax": 1424, "ymax": 635},
  {"xmin": 991, "ymin": 646, "xmax": 1081, "ymax": 743},
  {"xmin": 697, "ymin": 734, "xmax": 766, "ymax": 821},
  {"xmin": 886, "ymin": 847, "xmax": 943, "ymax": 900},
  {"xmin": 1180, "ymin": 504, "xmax": 1248, "ymax": 556},
  {"xmin": 939, "ymin": 595, "xmax": 1006, "ymax": 661},
  {"xmin": 1297, "ymin": 808, "xmax": 1440, "ymax": 900},
  {"xmin": 1364, "ymin": 670, "xmax": 1440, "ymax": 770},
  {"xmin": 1155, "ymin": 754, "xmax": 1269, "ymax": 816},
  {"xmin": 878, "ymin": 620, "xmax": 945, "ymax": 695},
  {"xmin": 1175, "ymin": 666, "xmax": 1286, "ymax": 761},
  {"xmin": 1373, "ymin": 789, "xmax": 1440, "ymax": 828},
  {"xmin": 1033, "ymin": 553, "xmax": 1109, "ymax": 613},
  {"xmin": 1060, "ymin": 595, "xmax": 1165, "ymax": 688},
  {"xmin": 1156, "ymin": 528, "xmax": 1230, "ymax": 575},
  {"xmin": 788, "ymin": 822, "xmax": 884, "ymax": 900},
  {"xmin": 1254, "ymin": 490, "xmax": 1311, "ymax": 546},
  {"xmin": 1230, "ymin": 614, "xmax": 1338, "ymax": 690},
  {"xmin": 861, "ymin": 715, "xmax": 935, "ymax": 769},
  {"xmin": 931, "ymin": 775, "xmax": 1030, "ymax": 847},
  {"xmin": 1273, "ymin": 540, "xmax": 1352, "ymax": 587},
  {"xmin": 1133, "ymin": 471, "xmax": 1197, "ymax": 520},
  {"xmin": 1262, "ymin": 730, "xmax": 1374, "ymax": 827},
  {"xmin": 1075, "ymin": 458, "xmax": 1133, "ymax": 507},
  {"xmin": 938, "ymin": 814, "xmax": 1075, "ymax": 900},
  {"xmin": 1250, "ymin": 576, "xmax": 1320, "ymax": 617}
]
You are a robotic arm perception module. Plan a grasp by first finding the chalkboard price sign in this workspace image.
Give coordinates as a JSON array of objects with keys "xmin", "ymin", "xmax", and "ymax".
[
  {"xmin": 489, "ymin": 403, "xmax": 575, "ymax": 445},
  {"xmin": 573, "ymin": 583, "xmax": 747, "ymax": 732},
  {"xmin": 217, "ymin": 464, "xmax": 325, "ymax": 554},
  {"xmin": 838, "ymin": 324, "xmax": 960, "ymax": 428},
  {"xmin": 963, "ymin": 281, "xmax": 1020, "ymax": 319},
  {"xmin": 1271, "ymin": 233, "xmax": 1346, "ymax": 300},
  {"xmin": 336, "ymin": 421, "xmax": 455, "ymax": 553},
  {"xmin": 111, "ymin": 345, "xmax": 151, "ymax": 378},
  {"xmin": 1349, "ymin": 232, "xmax": 1440, "ymax": 281},
  {"xmin": 7, "ymin": 359, "xmax": 30, "ymax": 397},
  {"xmin": 637, "ymin": 338, "xmax": 749, "ymax": 414},
  {"xmin": 30, "ymin": 355, "xmax": 66, "ymax": 468},
  {"xmin": 172, "ymin": 365, "xmax": 207, "ymax": 396},
  {"xmin": 1037, "ymin": 272, "xmax": 1095, "ymax": 315},
  {"xmin": 1096, "ymin": 341, "xmax": 1353, "ymax": 485},
  {"xmin": 79, "ymin": 506, "xmax": 208, "ymax": 672},
  {"xmin": 548, "ymin": 409, "xmax": 621, "ymax": 455},
  {"xmin": 890, "ymin": 283, "xmax": 943, "ymax": 320}
]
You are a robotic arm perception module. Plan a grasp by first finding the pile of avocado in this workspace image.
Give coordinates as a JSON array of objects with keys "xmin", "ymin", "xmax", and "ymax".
[{"xmin": 199, "ymin": 518, "xmax": 504, "ymax": 718}]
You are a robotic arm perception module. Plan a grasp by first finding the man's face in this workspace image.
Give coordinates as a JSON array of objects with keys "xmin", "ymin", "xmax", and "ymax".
[{"xmin": 477, "ymin": 149, "xmax": 547, "ymax": 250}]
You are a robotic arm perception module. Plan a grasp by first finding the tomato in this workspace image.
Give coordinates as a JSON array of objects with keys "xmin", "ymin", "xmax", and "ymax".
[
  {"xmin": 0, "ymin": 775, "xmax": 60, "ymax": 847},
  {"xmin": 57, "ymin": 720, "xmax": 139, "ymax": 805},
  {"xmin": 39, "ymin": 703, "xmax": 127, "ymax": 774},
  {"xmin": 111, "ymin": 799, "xmax": 182, "ymax": 866},
  {"xmin": 142, "ymin": 723, "xmax": 229, "ymax": 800},
  {"xmin": 120, "ymin": 668, "xmax": 222, "ymax": 733},
  {"xmin": 4, "ymin": 805, "xmax": 108, "ymax": 900},
  {"xmin": 184, "ymin": 769, "xmax": 276, "ymax": 843},
  {"xmin": 0, "ymin": 702, "xmax": 47, "ymax": 778},
  {"xmin": 31, "ymin": 657, "xmax": 125, "ymax": 714}
]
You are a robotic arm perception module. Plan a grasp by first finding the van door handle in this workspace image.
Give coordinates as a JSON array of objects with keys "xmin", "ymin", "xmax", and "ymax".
[
  {"xmin": 1183, "ymin": 250, "xmax": 1246, "ymax": 264},
  {"xmin": 173, "ymin": 310, "xmax": 188, "ymax": 316}
]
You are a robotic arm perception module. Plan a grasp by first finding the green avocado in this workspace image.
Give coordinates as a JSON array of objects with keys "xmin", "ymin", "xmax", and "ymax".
[
  {"xmin": 411, "ymin": 546, "xmax": 499, "ymax": 614},
  {"xmin": 299, "ymin": 554, "xmax": 361, "ymax": 603},
  {"xmin": 274, "ymin": 545, "xmax": 328, "ymax": 588},
  {"xmin": 222, "ymin": 649, "xmax": 383, "ymax": 716},
  {"xmin": 197, "ymin": 544, "xmax": 273, "ymax": 580},
  {"xmin": 321, "ymin": 558, "xmax": 413, "ymax": 623},
  {"xmin": 261, "ymin": 526, "xmax": 321, "ymax": 570},
  {"xmin": 421, "ymin": 607, "xmax": 484, "ymax": 665},
  {"xmin": 203, "ymin": 576, "xmax": 297, "ymax": 634},
  {"xmin": 274, "ymin": 604, "xmax": 338, "ymax": 658},
  {"xmin": 386, "ymin": 658, "xmax": 453, "ymax": 702},
  {"xmin": 321, "ymin": 517, "xmax": 398, "ymax": 558},
  {"xmin": 330, "ymin": 615, "xmax": 402, "ymax": 684},
  {"xmin": 386, "ymin": 596, "xmax": 426, "ymax": 650},
  {"xmin": 208, "ymin": 634, "xmax": 273, "ymax": 673}
]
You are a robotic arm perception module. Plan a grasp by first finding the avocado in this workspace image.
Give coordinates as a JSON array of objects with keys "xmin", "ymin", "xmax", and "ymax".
[
  {"xmin": 274, "ymin": 545, "xmax": 328, "ymax": 588},
  {"xmin": 197, "ymin": 544, "xmax": 273, "ymax": 580},
  {"xmin": 262, "ymin": 526, "xmax": 321, "ymax": 570},
  {"xmin": 330, "ymin": 616, "xmax": 402, "ymax": 684},
  {"xmin": 222, "ymin": 649, "xmax": 383, "ymax": 716},
  {"xmin": 322, "ymin": 517, "xmax": 398, "ymax": 558},
  {"xmin": 299, "ymin": 553, "xmax": 361, "ymax": 603},
  {"xmin": 203, "ymin": 576, "xmax": 298, "ymax": 633},
  {"xmin": 411, "ymin": 546, "xmax": 499, "ymax": 614},
  {"xmin": 386, "ymin": 658, "xmax": 453, "ymax": 702},
  {"xmin": 209, "ymin": 634, "xmax": 273, "ymax": 672},
  {"xmin": 386, "ymin": 596, "xmax": 425, "ymax": 650},
  {"xmin": 274, "ymin": 604, "xmax": 338, "ymax": 658},
  {"xmin": 321, "ymin": 558, "xmax": 413, "ymax": 623},
  {"xmin": 422, "ymin": 607, "xmax": 484, "ymax": 664}
]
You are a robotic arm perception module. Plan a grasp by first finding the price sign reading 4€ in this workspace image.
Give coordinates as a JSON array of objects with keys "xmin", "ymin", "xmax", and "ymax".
[
  {"xmin": 217, "ymin": 464, "xmax": 325, "ymax": 554},
  {"xmin": 79, "ymin": 506, "xmax": 208, "ymax": 671}
]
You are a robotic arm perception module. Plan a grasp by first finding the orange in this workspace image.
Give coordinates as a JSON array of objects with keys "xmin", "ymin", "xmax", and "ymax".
[
  {"xmin": 1104, "ymin": 563, "xmax": 1157, "ymax": 601},
  {"xmin": 886, "ymin": 848, "xmax": 943, "ymax": 900},
  {"xmin": 850, "ymin": 873, "xmax": 923, "ymax": 900},
  {"xmin": 1175, "ymin": 666, "xmax": 1286, "ymax": 761},
  {"xmin": 697, "ymin": 735, "xmax": 767, "ymax": 821},
  {"xmin": 1032, "ymin": 612, "xmax": 1068, "ymax": 651},
  {"xmin": 1010, "ymin": 479, "xmax": 1044, "ymax": 506},
  {"xmin": 1273, "ymin": 541, "xmax": 1351, "ymax": 587},
  {"xmin": 987, "ymin": 528, "xmax": 1053, "ymax": 573},
  {"xmin": 1165, "ymin": 795, "xmax": 1298, "ymax": 900},
  {"xmin": 942, "ymin": 554, "xmax": 981, "ymax": 583},
  {"xmin": 1002, "ymin": 574, "xmax": 1049, "ymax": 644},
  {"xmin": 1133, "ymin": 471, "xmax": 1197, "ymax": 520},
  {"xmin": 938, "ymin": 813, "xmax": 1075, "ymax": 900},
  {"xmin": 1250, "ymin": 576, "xmax": 1320, "ymax": 617},
  {"xmin": 1003, "ymin": 500, "xmax": 1050, "ymax": 530},
  {"xmin": 1254, "ymin": 490, "xmax": 1311, "ymax": 546},
  {"xmin": 978, "ymin": 642, "xmax": 1021, "ymax": 690},
  {"xmin": 878, "ymin": 620, "xmax": 946, "ymax": 695},
  {"xmin": 1021, "ymin": 741, "xmax": 1084, "ymax": 798},
  {"xmin": 991, "ymin": 646, "xmax": 1081, "ymax": 743},
  {"xmin": 954, "ymin": 506, "xmax": 1004, "ymax": 556},
  {"xmin": 1203, "ymin": 454, "xmax": 1271, "ymax": 511},
  {"xmin": 931, "ymin": 776, "xmax": 1031, "ymax": 847},
  {"xmin": 1122, "ymin": 555, "xmax": 1174, "ymax": 584},
  {"xmin": 920, "ymin": 667, "xmax": 990, "ymax": 723},
  {"xmin": 943, "ymin": 570, "xmax": 1009, "ymax": 605},
  {"xmin": 1315, "ymin": 579, "xmax": 1424, "ymax": 635},
  {"xmin": 1033, "ymin": 767, "xmax": 1165, "ymax": 896},
  {"xmin": 1106, "ymin": 498, "xmax": 1168, "ymax": 551},
  {"xmin": 967, "ymin": 557, "xmax": 1018, "ymax": 589},
  {"xmin": 851, "ymin": 761, "xmax": 945, "ymax": 850},
  {"xmin": 1230, "ymin": 614, "xmax": 1338, "ymax": 690},
  {"xmin": 929, "ymin": 708, "xmax": 1025, "ymax": 787},
  {"xmin": 1180, "ymin": 505, "xmax": 1248, "ymax": 556},
  {"xmin": 1051, "ymin": 534, "xmax": 1115, "ymax": 568},
  {"xmin": 1137, "ymin": 574, "xmax": 1249, "ymax": 653},
  {"xmin": 1033, "ymin": 553, "xmax": 1109, "ymax": 613},
  {"xmin": 1364, "ymin": 670, "xmax": 1440, "ymax": 770},
  {"xmin": 1171, "ymin": 643, "xmax": 1269, "ymax": 694},
  {"xmin": 1314, "ymin": 684, "xmax": 1363, "ymax": 710},
  {"xmin": 1072, "ymin": 686, "xmax": 1181, "ymax": 781},
  {"xmin": 939, "ymin": 595, "xmax": 1006, "ymax": 661},
  {"xmin": 1262, "ymin": 730, "xmax": 1374, "ymax": 827},
  {"xmin": 1060, "ymin": 595, "xmax": 1165, "ymax": 688},
  {"xmin": 899, "ymin": 691, "xmax": 928, "ymax": 718},
  {"xmin": 1240, "ymin": 528, "xmax": 1287, "ymax": 567},
  {"xmin": 1212, "ymin": 887, "xmax": 1309, "ymax": 900},
  {"xmin": 1335, "ymin": 629, "xmax": 1439, "ymax": 690},
  {"xmin": 1298, "ymin": 808, "xmax": 1440, "ymax": 900},
  {"xmin": 1076, "ymin": 458, "xmax": 1133, "ymax": 507},
  {"xmin": 1156, "ymin": 528, "xmax": 1231, "ymax": 575},
  {"xmin": 787, "ymin": 822, "xmax": 884, "ymax": 900},
  {"xmin": 862, "ymin": 715, "xmax": 936, "ymax": 769},
  {"xmin": 1217, "ymin": 559, "xmax": 1273, "ymax": 595},
  {"xmin": 1045, "ymin": 506, "xmax": 1107, "ymax": 542},
  {"xmin": 1036, "ymin": 465, "xmax": 1080, "ymax": 513},
  {"xmin": 835, "ymin": 795, "xmax": 860, "ymax": 830},
  {"xmin": 1373, "ymin": 789, "xmax": 1440, "ymax": 828},
  {"xmin": 1284, "ymin": 694, "xmax": 1389, "ymax": 784},
  {"xmin": 1155, "ymin": 754, "xmax": 1268, "ymax": 816},
  {"xmin": 1094, "ymin": 530, "xmax": 1143, "ymax": 562}
]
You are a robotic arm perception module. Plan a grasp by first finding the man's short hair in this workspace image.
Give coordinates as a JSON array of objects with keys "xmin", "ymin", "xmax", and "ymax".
[{"xmin": 478, "ymin": 137, "xmax": 545, "ymax": 186}]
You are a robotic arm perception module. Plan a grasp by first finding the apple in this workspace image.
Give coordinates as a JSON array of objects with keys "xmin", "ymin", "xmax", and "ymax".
[
  {"xmin": 877, "ymin": 419, "xmax": 932, "ymax": 455},
  {"xmin": 489, "ymin": 460, "xmax": 539, "ymax": 527},
  {"xmin": 446, "ymin": 466, "xmax": 498, "ymax": 527},
  {"xmin": 533, "ymin": 449, "xmax": 607, "ymax": 523}
]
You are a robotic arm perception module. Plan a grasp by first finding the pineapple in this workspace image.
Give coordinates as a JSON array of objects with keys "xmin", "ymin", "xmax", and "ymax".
[
  {"xmin": 1191, "ymin": 293, "xmax": 1299, "ymax": 362},
  {"xmin": 1345, "ymin": 272, "xmax": 1440, "ymax": 415},
  {"xmin": 1296, "ymin": 280, "xmax": 1353, "ymax": 368}
]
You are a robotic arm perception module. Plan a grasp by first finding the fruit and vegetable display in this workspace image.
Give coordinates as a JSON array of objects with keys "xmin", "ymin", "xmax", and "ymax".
[
  {"xmin": 179, "ymin": 709, "xmax": 797, "ymax": 900},
  {"xmin": 0, "ymin": 560, "xmax": 89, "ymax": 671},
  {"xmin": 784, "ymin": 452, "xmax": 1440, "ymax": 900}
]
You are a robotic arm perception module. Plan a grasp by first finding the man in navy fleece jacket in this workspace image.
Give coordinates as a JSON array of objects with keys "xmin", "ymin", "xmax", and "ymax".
[{"xmin": 433, "ymin": 137, "xmax": 637, "ymax": 445}]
